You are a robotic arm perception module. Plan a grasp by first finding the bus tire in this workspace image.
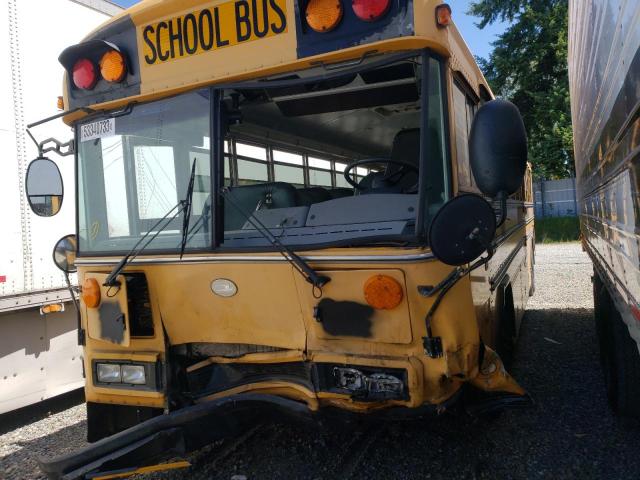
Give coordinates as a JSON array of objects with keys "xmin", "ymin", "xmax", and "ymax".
[
  {"xmin": 495, "ymin": 285, "xmax": 516, "ymax": 369},
  {"xmin": 593, "ymin": 271, "xmax": 611, "ymax": 368},
  {"xmin": 607, "ymin": 304, "xmax": 640, "ymax": 418},
  {"xmin": 529, "ymin": 262, "xmax": 536, "ymax": 297}
]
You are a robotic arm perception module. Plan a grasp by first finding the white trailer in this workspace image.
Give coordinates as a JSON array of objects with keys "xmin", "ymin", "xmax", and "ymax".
[{"xmin": 0, "ymin": 0, "xmax": 121, "ymax": 414}]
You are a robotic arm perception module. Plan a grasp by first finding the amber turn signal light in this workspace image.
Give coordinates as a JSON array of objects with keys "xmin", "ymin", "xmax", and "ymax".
[
  {"xmin": 82, "ymin": 277, "xmax": 101, "ymax": 308},
  {"xmin": 436, "ymin": 3, "xmax": 452, "ymax": 27},
  {"xmin": 100, "ymin": 49, "xmax": 127, "ymax": 83},
  {"xmin": 364, "ymin": 275, "xmax": 403, "ymax": 310},
  {"xmin": 306, "ymin": 0, "xmax": 343, "ymax": 32}
]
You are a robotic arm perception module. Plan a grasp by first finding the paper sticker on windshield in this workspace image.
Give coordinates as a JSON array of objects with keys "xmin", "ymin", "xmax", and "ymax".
[{"xmin": 80, "ymin": 118, "xmax": 115, "ymax": 142}]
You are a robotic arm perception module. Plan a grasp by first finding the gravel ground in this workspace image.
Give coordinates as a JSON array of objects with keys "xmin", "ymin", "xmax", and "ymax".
[{"xmin": 2, "ymin": 242, "xmax": 640, "ymax": 480}]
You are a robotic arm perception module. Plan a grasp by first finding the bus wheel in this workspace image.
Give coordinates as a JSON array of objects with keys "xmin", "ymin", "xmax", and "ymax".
[
  {"xmin": 592, "ymin": 271, "xmax": 611, "ymax": 367},
  {"xmin": 529, "ymin": 263, "xmax": 536, "ymax": 297},
  {"xmin": 495, "ymin": 286, "xmax": 517, "ymax": 369},
  {"xmin": 607, "ymin": 304, "xmax": 640, "ymax": 418}
]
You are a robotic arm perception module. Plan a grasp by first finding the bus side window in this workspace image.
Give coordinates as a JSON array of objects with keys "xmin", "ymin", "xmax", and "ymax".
[
  {"xmin": 452, "ymin": 80, "xmax": 478, "ymax": 193},
  {"xmin": 235, "ymin": 142, "xmax": 269, "ymax": 185}
]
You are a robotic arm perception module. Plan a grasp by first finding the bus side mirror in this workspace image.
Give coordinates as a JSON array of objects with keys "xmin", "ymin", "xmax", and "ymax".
[
  {"xmin": 429, "ymin": 194, "xmax": 496, "ymax": 266},
  {"xmin": 25, "ymin": 157, "xmax": 64, "ymax": 217},
  {"xmin": 469, "ymin": 99, "xmax": 527, "ymax": 224},
  {"xmin": 52, "ymin": 234, "xmax": 77, "ymax": 273}
]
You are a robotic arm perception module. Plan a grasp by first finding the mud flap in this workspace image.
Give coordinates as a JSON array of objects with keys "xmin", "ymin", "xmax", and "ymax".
[{"xmin": 465, "ymin": 346, "xmax": 533, "ymax": 415}]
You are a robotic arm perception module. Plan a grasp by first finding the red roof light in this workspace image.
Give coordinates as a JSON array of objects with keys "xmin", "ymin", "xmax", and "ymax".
[
  {"xmin": 72, "ymin": 58, "xmax": 97, "ymax": 90},
  {"xmin": 352, "ymin": 0, "xmax": 391, "ymax": 21}
]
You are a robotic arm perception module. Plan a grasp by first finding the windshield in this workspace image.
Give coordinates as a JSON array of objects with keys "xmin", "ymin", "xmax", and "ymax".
[
  {"xmin": 76, "ymin": 54, "xmax": 449, "ymax": 255},
  {"xmin": 221, "ymin": 55, "xmax": 449, "ymax": 248},
  {"xmin": 77, "ymin": 90, "xmax": 211, "ymax": 254}
]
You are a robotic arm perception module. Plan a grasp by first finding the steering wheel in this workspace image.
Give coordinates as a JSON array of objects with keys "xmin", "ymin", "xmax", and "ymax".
[{"xmin": 343, "ymin": 158, "xmax": 419, "ymax": 190}]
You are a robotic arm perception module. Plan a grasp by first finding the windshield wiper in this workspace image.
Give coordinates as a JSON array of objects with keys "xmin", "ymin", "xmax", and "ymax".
[
  {"xmin": 222, "ymin": 188, "xmax": 330, "ymax": 289},
  {"xmin": 102, "ymin": 202, "xmax": 185, "ymax": 287},
  {"xmin": 179, "ymin": 160, "xmax": 197, "ymax": 259},
  {"xmin": 103, "ymin": 163, "xmax": 197, "ymax": 287}
]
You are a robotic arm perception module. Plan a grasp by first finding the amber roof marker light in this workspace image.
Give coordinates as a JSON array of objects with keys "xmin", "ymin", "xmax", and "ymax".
[
  {"xmin": 306, "ymin": 0, "xmax": 343, "ymax": 32},
  {"xmin": 436, "ymin": 3, "xmax": 452, "ymax": 28}
]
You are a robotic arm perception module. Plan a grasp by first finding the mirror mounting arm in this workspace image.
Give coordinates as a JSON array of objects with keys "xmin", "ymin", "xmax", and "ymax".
[
  {"xmin": 420, "ymin": 246, "xmax": 495, "ymax": 359},
  {"xmin": 25, "ymin": 105, "xmax": 93, "ymax": 157},
  {"xmin": 27, "ymin": 127, "xmax": 75, "ymax": 157},
  {"xmin": 495, "ymin": 191, "xmax": 508, "ymax": 228}
]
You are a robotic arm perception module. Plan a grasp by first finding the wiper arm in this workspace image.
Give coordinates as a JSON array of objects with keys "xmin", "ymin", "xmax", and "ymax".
[
  {"xmin": 183, "ymin": 194, "xmax": 212, "ymax": 245},
  {"xmin": 105, "ymin": 161, "xmax": 200, "ymax": 287},
  {"xmin": 179, "ymin": 159, "xmax": 197, "ymax": 259},
  {"xmin": 103, "ymin": 201, "xmax": 185, "ymax": 287},
  {"xmin": 222, "ymin": 188, "xmax": 330, "ymax": 289}
]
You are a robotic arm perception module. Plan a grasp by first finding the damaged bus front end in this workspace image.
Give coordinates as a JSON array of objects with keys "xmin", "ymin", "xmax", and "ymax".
[{"xmin": 26, "ymin": 1, "xmax": 535, "ymax": 478}]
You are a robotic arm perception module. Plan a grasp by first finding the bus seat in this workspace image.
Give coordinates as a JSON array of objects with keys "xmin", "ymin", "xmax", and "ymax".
[
  {"xmin": 386, "ymin": 128, "xmax": 420, "ymax": 190},
  {"xmin": 295, "ymin": 187, "xmax": 331, "ymax": 206},
  {"xmin": 357, "ymin": 128, "xmax": 420, "ymax": 193},
  {"xmin": 224, "ymin": 182, "xmax": 297, "ymax": 230}
]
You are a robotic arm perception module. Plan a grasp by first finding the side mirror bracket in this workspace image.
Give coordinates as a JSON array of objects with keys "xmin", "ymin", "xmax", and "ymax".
[{"xmin": 495, "ymin": 190, "xmax": 508, "ymax": 228}]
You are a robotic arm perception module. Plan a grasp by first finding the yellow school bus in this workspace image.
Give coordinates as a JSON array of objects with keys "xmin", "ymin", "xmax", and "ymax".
[{"xmin": 26, "ymin": 1, "xmax": 535, "ymax": 477}]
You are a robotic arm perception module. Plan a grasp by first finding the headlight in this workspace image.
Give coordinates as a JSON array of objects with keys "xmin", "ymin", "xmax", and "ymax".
[
  {"xmin": 96, "ymin": 363, "xmax": 121, "ymax": 383},
  {"xmin": 121, "ymin": 365, "xmax": 146, "ymax": 385}
]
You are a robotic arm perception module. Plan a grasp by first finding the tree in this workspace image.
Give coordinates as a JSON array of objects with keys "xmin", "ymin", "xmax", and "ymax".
[{"xmin": 469, "ymin": 0, "xmax": 574, "ymax": 179}]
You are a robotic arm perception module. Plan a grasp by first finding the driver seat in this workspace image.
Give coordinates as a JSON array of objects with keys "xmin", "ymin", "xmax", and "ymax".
[{"xmin": 358, "ymin": 128, "xmax": 420, "ymax": 192}]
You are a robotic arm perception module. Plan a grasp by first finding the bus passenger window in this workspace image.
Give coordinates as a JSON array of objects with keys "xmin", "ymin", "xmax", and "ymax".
[
  {"xmin": 334, "ymin": 162, "xmax": 351, "ymax": 188},
  {"xmin": 273, "ymin": 150, "xmax": 304, "ymax": 187},
  {"xmin": 237, "ymin": 160, "xmax": 268, "ymax": 184},
  {"xmin": 453, "ymin": 81, "xmax": 477, "ymax": 192},
  {"xmin": 423, "ymin": 57, "xmax": 449, "ymax": 220},
  {"xmin": 223, "ymin": 141, "xmax": 232, "ymax": 186},
  {"xmin": 308, "ymin": 157, "xmax": 333, "ymax": 187}
]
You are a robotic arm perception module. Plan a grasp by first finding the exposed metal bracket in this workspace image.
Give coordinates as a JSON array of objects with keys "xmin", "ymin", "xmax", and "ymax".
[
  {"xmin": 310, "ymin": 49, "xmax": 379, "ymax": 71},
  {"xmin": 423, "ymin": 336, "xmax": 443, "ymax": 358},
  {"xmin": 40, "ymin": 135, "xmax": 74, "ymax": 157}
]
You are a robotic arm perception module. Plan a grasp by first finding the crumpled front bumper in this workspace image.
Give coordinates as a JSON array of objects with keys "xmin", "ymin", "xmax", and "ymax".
[
  {"xmin": 39, "ymin": 375, "xmax": 532, "ymax": 479},
  {"xmin": 39, "ymin": 394, "xmax": 312, "ymax": 480}
]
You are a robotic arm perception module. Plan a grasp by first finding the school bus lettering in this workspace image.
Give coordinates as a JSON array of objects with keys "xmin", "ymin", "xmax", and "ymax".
[{"xmin": 141, "ymin": 0, "xmax": 288, "ymax": 65}]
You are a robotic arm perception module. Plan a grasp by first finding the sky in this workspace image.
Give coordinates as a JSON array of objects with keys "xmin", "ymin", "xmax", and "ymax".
[{"xmin": 111, "ymin": 0, "xmax": 507, "ymax": 60}]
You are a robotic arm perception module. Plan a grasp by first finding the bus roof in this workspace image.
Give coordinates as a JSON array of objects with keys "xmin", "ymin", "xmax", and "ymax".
[{"xmin": 61, "ymin": 0, "xmax": 492, "ymax": 121}]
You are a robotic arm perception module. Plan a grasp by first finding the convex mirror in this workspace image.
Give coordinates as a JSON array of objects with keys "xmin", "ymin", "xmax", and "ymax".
[
  {"xmin": 429, "ymin": 194, "xmax": 496, "ymax": 266},
  {"xmin": 469, "ymin": 99, "xmax": 527, "ymax": 198},
  {"xmin": 25, "ymin": 157, "xmax": 63, "ymax": 217},
  {"xmin": 53, "ymin": 234, "xmax": 77, "ymax": 273}
]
